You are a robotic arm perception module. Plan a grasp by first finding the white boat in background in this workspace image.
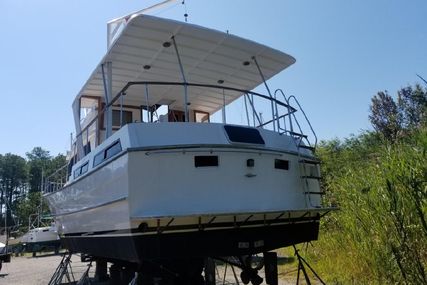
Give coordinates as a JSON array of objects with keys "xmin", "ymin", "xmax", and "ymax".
[
  {"xmin": 20, "ymin": 224, "xmax": 60, "ymax": 254},
  {"xmin": 43, "ymin": 11, "xmax": 332, "ymax": 284},
  {"xmin": 0, "ymin": 233, "xmax": 11, "ymax": 271}
]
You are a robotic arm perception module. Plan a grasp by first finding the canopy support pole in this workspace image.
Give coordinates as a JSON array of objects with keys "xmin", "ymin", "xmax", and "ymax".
[
  {"xmin": 222, "ymin": 88, "xmax": 226, "ymax": 124},
  {"xmin": 252, "ymin": 56, "xmax": 276, "ymax": 132},
  {"xmin": 101, "ymin": 62, "xmax": 113, "ymax": 139},
  {"xmin": 171, "ymin": 36, "xmax": 189, "ymax": 122},
  {"xmin": 145, "ymin": 84, "xmax": 150, "ymax": 122}
]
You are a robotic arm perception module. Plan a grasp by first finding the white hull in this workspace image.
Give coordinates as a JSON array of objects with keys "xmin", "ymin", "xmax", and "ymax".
[
  {"xmin": 21, "ymin": 226, "xmax": 60, "ymax": 244},
  {"xmin": 46, "ymin": 123, "xmax": 321, "ymax": 237}
]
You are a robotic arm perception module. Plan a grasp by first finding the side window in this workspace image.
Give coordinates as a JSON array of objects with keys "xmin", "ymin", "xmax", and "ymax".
[
  {"xmin": 105, "ymin": 141, "xmax": 122, "ymax": 159},
  {"xmin": 81, "ymin": 162, "xmax": 89, "ymax": 174},
  {"xmin": 73, "ymin": 168, "xmax": 81, "ymax": 179},
  {"xmin": 113, "ymin": 110, "xmax": 133, "ymax": 127},
  {"xmin": 73, "ymin": 162, "xmax": 89, "ymax": 179},
  {"xmin": 93, "ymin": 151, "xmax": 105, "ymax": 167},
  {"xmin": 93, "ymin": 140, "xmax": 122, "ymax": 167},
  {"xmin": 194, "ymin": 111, "xmax": 210, "ymax": 123},
  {"xmin": 274, "ymin": 159, "xmax": 289, "ymax": 170}
]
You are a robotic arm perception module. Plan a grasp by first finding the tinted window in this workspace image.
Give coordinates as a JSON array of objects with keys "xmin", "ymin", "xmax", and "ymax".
[
  {"xmin": 224, "ymin": 126, "xmax": 265, "ymax": 144},
  {"xmin": 195, "ymin": 156, "xmax": 219, "ymax": 167},
  {"xmin": 93, "ymin": 141, "xmax": 122, "ymax": 167},
  {"xmin": 275, "ymin": 159, "xmax": 289, "ymax": 170},
  {"xmin": 73, "ymin": 168, "xmax": 81, "ymax": 179},
  {"xmin": 93, "ymin": 151, "xmax": 105, "ymax": 167},
  {"xmin": 113, "ymin": 110, "xmax": 133, "ymax": 127},
  {"xmin": 105, "ymin": 141, "xmax": 122, "ymax": 159},
  {"xmin": 74, "ymin": 162, "xmax": 89, "ymax": 178},
  {"xmin": 81, "ymin": 162, "xmax": 89, "ymax": 174}
]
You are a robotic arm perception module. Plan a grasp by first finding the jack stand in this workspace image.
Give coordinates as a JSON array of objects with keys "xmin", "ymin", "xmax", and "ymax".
[
  {"xmin": 76, "ymin": 260, "xmax": 93, "ymax": 285},
  {"xmin": 48, "ymin": 252, "xmax": 75, "ymax": 285},
  {"xmin": 128, "ymin": 272, "xmax": 139, "ymax": 285},
  {"xmin": 95, "ymin": 260, "xmax": 109, "ymax": 282},
  {"xmin": 264, "ymin": 252, "xmax": 278, "ymax": 285},
  {"xmin": 293, "ymin": 245, "xmax": 326, "ymax": 285}
]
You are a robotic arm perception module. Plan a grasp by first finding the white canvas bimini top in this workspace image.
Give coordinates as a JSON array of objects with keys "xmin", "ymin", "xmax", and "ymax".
[{"xmin": 74, "ymin": 14, "xmax": 295, "ymax": 114}]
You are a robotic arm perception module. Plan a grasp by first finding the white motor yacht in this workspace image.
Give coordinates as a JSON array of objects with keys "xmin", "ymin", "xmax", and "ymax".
[{"xmin": 43, "ymin": 12, "xmax": 331, "ymax": 284}]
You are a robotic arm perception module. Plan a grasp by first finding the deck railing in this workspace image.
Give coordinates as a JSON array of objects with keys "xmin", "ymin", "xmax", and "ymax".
[
  {"xmin": 42, "ymin": 164, "xmax": 68, "ymax": 195},
  {"xmin": 74, "ymin": 81, "xmax": 317, "ymax": 158}
]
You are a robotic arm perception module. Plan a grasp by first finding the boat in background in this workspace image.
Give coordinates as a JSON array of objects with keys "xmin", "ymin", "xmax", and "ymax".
[
  {"xmin": 0, "ymin": 222, "xmax": 11, "ymax": 272},
  {"xmin": 20, "ymin": 223, "xmax": 60, "ymax": 256},
  {"xmin": 42, "ymin": 11, "xmax": 333, "ymax": 285}
]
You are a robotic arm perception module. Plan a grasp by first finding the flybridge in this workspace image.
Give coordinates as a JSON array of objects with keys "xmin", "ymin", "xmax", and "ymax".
[
  {"xmin": 71, "ymin": 13, "xmax": 300, "ymax": 161},
  {"xmin": 73, "ymin": 14, "xmax": 295, "ymax": 111}
]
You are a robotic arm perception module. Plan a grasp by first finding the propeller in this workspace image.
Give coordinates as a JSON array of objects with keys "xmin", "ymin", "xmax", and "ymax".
[{"xmin": 239, "ymin": 255, "xmax": 264, "ymax": 285}]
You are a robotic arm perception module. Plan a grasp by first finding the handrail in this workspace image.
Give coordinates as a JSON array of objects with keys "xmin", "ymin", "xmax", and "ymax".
[
  {"xmin": 287, "ymin": 95, "xmax": 318, "ymax": 148},
  {"xmin": 275, "ymin": 89, "xmax": 318, "ymax": 149},
  {"xmin": 75, "ymin": 81, "xmax": 297, "ymax": 142},
  {"xmin": 71, "ymin": 82, "xmax": 318, "ymax": 170},
  {"xmin": 42, "ymin": 163, "xmax": 68, "ymax": 194}
]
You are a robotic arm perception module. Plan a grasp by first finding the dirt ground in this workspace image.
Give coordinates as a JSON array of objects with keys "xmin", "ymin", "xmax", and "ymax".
[
  {"xmin": 0, "ymin": 253, "xmax": 299, "ymax": 284},
  {"xmin": 0, "ymin": 253, "xmax": 91, "ymax": 285}
]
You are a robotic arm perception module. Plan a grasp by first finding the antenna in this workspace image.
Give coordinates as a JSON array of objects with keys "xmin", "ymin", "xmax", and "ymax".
[
  {"xmin": 182, "ymin": 0, "xmax": 189, "ymax": 22},
  {"xmin": 416, "ymin": 74, "xmax": 427, "ymax": 86},
  {"xmin": 107, "ymin": 0, "xmax": 179, "ymax": 48}
]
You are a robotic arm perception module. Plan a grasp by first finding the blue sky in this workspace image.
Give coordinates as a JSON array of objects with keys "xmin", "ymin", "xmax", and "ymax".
[{"xmin": 1, "ymin": 0, "xmax": 426, "ymax": 157}]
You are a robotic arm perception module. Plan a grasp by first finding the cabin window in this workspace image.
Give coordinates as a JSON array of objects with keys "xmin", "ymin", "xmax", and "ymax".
[
  {"xmin": 224, "ymin": 126, "xmax": 265, "ymax": 144},
  {"xmin": 113, "ymin": 110, "xmax": 133, "ymax": 127},
  {"xmin": 168, "ymin": 110, "xmax": 186, "ymax": 122},
  {"xmin": 194, "ymin": 111, "xmax": 210, "ymax": 123},
  {"xmin": 105, "ymin": 141, "xmax": 122, "ymax": 159},
  {"xmin": 275, "ymin": 159, "xmax": 289, "ymax": 170},
  {"xmin": 81, "ymin": 162, "xmax": 89, "ymax": 174},
  {"xmin": 73, "ymin": 168, "xmax": 80, "ymax": 179},
  {"xmin": 93, "ymin": 152, "xmax": 104, "ymax": 167},
  {"xmin": 67, "ymin": 155, "xmax": 76, "ymax": 178},
  {"xmin": 194, "ymin": 156, "xmax": 219, "ymax": 167},
  {"xmin": 93, "ymin": 140, "xmax": 122, "ymax": 167},
  {"xmin": 74, "ymin": 162, "xmax": 89, "ymax": 179}
]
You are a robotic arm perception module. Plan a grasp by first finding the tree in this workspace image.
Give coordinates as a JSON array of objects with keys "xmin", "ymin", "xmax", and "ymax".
[
  {"xmin": 0, "ymin": 153, "xmax": 28, "ymax": 226},
  {"xmin": 369, "ymin": 91, "xmax": 402, "ymax": 141},
  {"xmin": 26, "ymin": 147, "xmax": 51, "ymax": 192},
  {"xmin": 397, "ymin": 84, "xmax": 427, "ymax": 129},
  {"xmin": 15, "ymin": 191, "xmax": 50, "ymax": 231}
]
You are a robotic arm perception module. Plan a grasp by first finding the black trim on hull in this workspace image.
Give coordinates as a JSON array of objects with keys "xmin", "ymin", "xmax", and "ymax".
[{"xmin": 61, "ymin": 221, "xmax": 319, "ymax": 264}]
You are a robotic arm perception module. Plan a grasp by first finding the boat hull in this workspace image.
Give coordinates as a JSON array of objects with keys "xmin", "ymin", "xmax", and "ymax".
[
  {"xmin": 45, "ymin": 124, "xmax": 323, "ymax": 263},
  {"xmin": 62, "ymin": 219, "xmax": 319, "ymax": 263}
]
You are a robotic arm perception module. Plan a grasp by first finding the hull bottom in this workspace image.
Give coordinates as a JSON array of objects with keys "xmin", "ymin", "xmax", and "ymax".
[
  {"xmin": 23, "ymin": 240, "xmax": 61, "ymax": 253},
  {"xmin": 62, "ymin": 220, "xmax": 319, "ymax": 264}
]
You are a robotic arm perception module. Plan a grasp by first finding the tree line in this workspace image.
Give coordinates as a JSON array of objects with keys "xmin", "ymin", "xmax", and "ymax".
[
  {"xmin": 304, "ymin": 82, "xmax": 427, "ymax": 284},
  {"xmin": 0, "ymin": 147, "xmax": 65, "ymax": 232}
]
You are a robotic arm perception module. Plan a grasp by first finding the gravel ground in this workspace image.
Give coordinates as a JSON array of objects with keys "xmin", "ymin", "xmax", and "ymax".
[
  {"xmin": 0, "ymin": 253, "xmax": 92, "ymax": 285},
  {"xmin": 0, "ymin": 253, "xmax": 296, "ymax": 284}
]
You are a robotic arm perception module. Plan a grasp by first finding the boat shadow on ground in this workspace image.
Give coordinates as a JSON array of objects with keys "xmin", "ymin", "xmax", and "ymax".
[
  {"xmin": 277, "ymin": 256, "xmax": 295, "ymax": 265},
  {"xmin": 0, "ymin": 273, "xmax": 9, "ymax": 278},
  {"xmin": 30, "ymin": 252, "xmax": 62, "ymax": 259}
]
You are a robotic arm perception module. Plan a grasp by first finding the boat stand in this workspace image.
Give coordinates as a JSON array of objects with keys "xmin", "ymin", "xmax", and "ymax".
[
  {"xmin": 48, "ymin": 252, "xmax": 75, "ymax": 285},
  {"xmin": 48, "ymin": 252, "xmax": 95, "ymax": 285},
  {"xmin": 76, "ymin": 260, "xmax": 93, "ymax": 285},
  {"xmin": 293, "ymin": 245, "xmax": 325, "ymax": 285}
]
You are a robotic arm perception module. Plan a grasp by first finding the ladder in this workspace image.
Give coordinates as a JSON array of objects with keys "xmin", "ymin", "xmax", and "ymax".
[
  {"xmin": 275, "ymin": 90, "xmax": 324, "ymax": 207},
  {"xmin": 291, "ymin": 133, "xmax": 323, "ymax": 207}
]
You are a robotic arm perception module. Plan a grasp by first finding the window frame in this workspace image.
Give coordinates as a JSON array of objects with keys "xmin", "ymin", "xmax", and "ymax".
[{"xmin": 93, "ymin": 140, "xmax": 122, "ymax": 167}]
